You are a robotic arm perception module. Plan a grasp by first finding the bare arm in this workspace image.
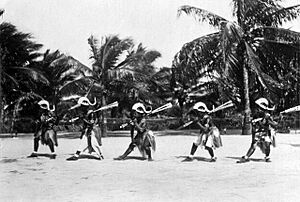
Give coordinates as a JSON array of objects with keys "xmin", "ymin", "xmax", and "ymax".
[
  {"xmin": 196, "ymin": 117, "xmax": 212, "ymax": 133},
  {"xmin": 133, "ymin": 118, "xmax": 147, "ymax": 133}
]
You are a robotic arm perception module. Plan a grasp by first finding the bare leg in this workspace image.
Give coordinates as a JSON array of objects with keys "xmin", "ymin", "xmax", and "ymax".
[
  {"xmin": 34, "ymin": 138, "xmax": 39, "ymax": 152},
  {"xmin": 145, "ymin": 147, "xmax": 153, "ymax": 161},
  {"xmin": 185, "ymin": 143, "xmax": 198, "ymax": 161},
  {"xmin": 66, "ymin": 136, "xmax": 88, "ymax": 161},
  {"xmin": 245, "ymin": 143, "xmax": 257, "ymax": 158},
  {"xmin": 91, "ymin": 135, "xmax": 103, "ymax": 159},
  {"xmin": 238, "ymin": 142, "xmax": 257, "ymax": 163},
  {"xmin": 264, "ymin": 142, "xmax": 271, "ymax": 162},
  {"xmin": 48, "ymin": 140, "xmax": 56, "ymax": 159},
  {"xmin": 28, "ymin": 138, "xmax": 39, "ymax": 158},
  {"xmin": 205, "ymin": 146, "xmax": 217, "ymax": 162},
  {"xmin": 114, "ymin": 143, "xmax": 135, "ymax": 160}
]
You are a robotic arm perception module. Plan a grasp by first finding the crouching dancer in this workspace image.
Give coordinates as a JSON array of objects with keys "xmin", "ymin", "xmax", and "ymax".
[
  {"xmin": 185, "ymin": 102, "xmax": 222, "ymax": 162},
  {"xmin": 28, "ymin": 100, "xmax": 58, "ymax": 159},
  {"xmin": 114, "ymin": 103, "xmax": 156, "ymax": 161},
  {"xmin": 67, "ymin": 97, "xmax": 103, "ymax": 161},
  {"xmin": 237, "ymin": 98, "xmax": 277, "ymax": 163}
]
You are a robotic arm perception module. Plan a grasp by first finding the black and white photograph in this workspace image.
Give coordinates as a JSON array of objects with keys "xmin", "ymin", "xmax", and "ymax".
[{"xmin": 0, "ymin": 0, "xmax": 300, "ymax": 201}]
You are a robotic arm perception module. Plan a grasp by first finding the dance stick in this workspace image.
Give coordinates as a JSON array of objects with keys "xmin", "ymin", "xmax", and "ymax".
[
  {"xmin": 120, "ymin": 103, "xmax": 172, "ymax": 129},
  {"xmin": 69, "ymin": 117, "xmax": 79, "ymax": 122},
  {"xmin": 252, "ymin": 118, "xmax": 263, "ymax": 123},
  {"xmin": 177, "ymin": 101, "xmax": 234, "ymax": 129},
  {"xmin": 120, "ymin": 123, "xmax": 129, "ymax": 129},
  {"xmin": 176, "ymin": 121, "xmax": 194, "ymax": 130},
  {"xmin": 65, "ymin": 102, "xmax": 118, "ymax": 123},
  {"xmin": 151, "ymin": 103, "xmax": 173, "ymax": 114},
  {"xmin": 93, "ymin": 101, "xmax": 119, "ymax": 112},
  {"xmin": 280, "ymin": 105, "xmax": 300, "ymax": 114},
  {"xmin": 69, "ymin": 103, "xmax": 81, "ymax": 110},
  {"xmin": 209, "ymin": 100, "xmax": 234, "ymax": 114}
]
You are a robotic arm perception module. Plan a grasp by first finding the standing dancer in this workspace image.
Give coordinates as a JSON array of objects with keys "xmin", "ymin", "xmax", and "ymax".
[
  {"xmin": 185, "ymin": 102, "xmax": 222, "ymax": 162},
  {"xmin": 237, "ymin": 98, "xmax": 277, "ymax": 163},
  {"xmin": 67, "ymin": 96, "xmax": 103, "ymax": 161},
  {"xmin": 28, "ymin": 100, "xmax": 58, "ymax": 159},
  {"xmin": 114, "ymin": 103, "xmax": 156, "ymax": 161}
]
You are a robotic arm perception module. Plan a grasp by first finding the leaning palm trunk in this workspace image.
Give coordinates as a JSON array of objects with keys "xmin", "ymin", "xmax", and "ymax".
[
  {"xmin": 100, "ymin": 95, "xmax": 107, "ymax": 137},
  {"xmin": 0, "ymin": 48, "xmax": 4, "ymax": 132},
  {"xmin": 0, "ymin": 11, "xmax": 4, "ymax": 132},
  {"xmin": 242, "ymin": 63, "xmax": 252, "ymax": 135},
  {"xmin": 10, "ymin": 99, "xmax": 21, "ymax": 133}
]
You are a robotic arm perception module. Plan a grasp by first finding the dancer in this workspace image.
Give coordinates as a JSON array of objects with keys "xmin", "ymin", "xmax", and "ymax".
[
  {"xmin": 185, "ymin": 102, "xmax": 222, "ymax": 162},
  {"xmin": 237, "ymin": 98, "xmax": 277, "ymax": 163},
  {"xmin": 28, "ymin": 100, "xmax": 58, "ymax": 159},
  {"xmin": 67, "ymin": 97, "xmax": 103, "ymax": 161},
  {"xmin": 114, "ymin": 103, "xmax": 156, "ymax": 161}
]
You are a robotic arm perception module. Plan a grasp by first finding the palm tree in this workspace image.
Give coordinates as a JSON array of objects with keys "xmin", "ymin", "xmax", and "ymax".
[
  {"xmin": 175, "ymin": 0, "xmax": 300, "ymax": 135},
  {"xmin": 68, "ymin": 35, "xmax": 162, "ymax": 135},
  {"xmin": 109, "ymin": 43, "xmax": 163, "ymax": 112},
  {"xmin": 34, "ymin": 50, "xmax": 92, "ymax": 102},
  {"xmin": 0, "ymin": 20, "xmax": 48, "ymax": 132},
  {"xmin": 0, "ymin": 9, "xmax": 4, "ymax": 132}
]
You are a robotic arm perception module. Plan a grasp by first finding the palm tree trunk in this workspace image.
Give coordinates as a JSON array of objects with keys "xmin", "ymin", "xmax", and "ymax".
[
  {"xmin": 101, "ymin": 95, "xmax": 107, "ymax": 137},
  {"xmin": 0, "ymin": 47, "xmax": 4, "ymax": 133},
  {"xmin": 10, "ymin": 100, "xmax": 20, "ymax": 133},
  {"xmin": 242, "ymin": 63, "xmax": 252, "ymax": 135}
]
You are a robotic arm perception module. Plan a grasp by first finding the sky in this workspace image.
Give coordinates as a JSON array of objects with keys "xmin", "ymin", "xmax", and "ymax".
[{"xmin": 1, "ymin": 0, "xmax": 300, "ymax": 68}]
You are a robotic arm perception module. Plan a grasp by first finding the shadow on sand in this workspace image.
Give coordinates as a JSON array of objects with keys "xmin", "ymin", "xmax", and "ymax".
[
  {"xmin": 289, "ymin": 144, "xmax": 300, "ymax": 147},
  {"xmin": 65, "ymin": 154, "xmax": 101, "ymax": 160},
  {"xmin": 0, "ymin": 158, "xmax": 18, "ymax": 163},
  {"xmin": 27, "ymin": 153, "xmax": 56, "ymax": 159},
  {"xmin": 176, "ymin": 155, "xmax": 212, "ymax": 162},
  {"xmin": 226, "ymin": 156, "xmax": 266, "ymax": 162},
  {"xmin": 114, "ymin": 156, "xmax": 147, "ymax": 161}
]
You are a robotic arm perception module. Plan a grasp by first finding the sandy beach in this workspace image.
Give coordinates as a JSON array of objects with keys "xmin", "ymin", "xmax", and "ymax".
[{"xmin": 1, "ymin": 132, "xmax": 300, "ymax": 202}]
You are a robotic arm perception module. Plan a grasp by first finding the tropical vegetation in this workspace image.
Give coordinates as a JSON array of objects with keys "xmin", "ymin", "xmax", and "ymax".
[
  {"xmin": 1, "ymin": 1, "xmax": 300, "ymax": 134},
  {"xmin": 173, "ymin": 0, "xmax": 300, "ymax": 134}
]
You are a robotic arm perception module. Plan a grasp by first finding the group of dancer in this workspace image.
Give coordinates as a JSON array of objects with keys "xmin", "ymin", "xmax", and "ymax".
[{"xmin": 27, "ymin": 96, "xmax": 278, "ymax": 163}]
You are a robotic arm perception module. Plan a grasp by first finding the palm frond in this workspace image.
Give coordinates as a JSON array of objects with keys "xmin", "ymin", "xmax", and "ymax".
[
  {"xmin": 245, "ymin": 42, "xmax": 267, "ymax": 88},
  {"xmin": 173, "ymin": 32, "xmax": 223, "ymax": 82},
  {"xmin": 103, "ymin": 37, "xmax": 133, "ymax": 70},
  {"xmin": 58, "ymin": 76, "xmax": 95, "ymax": 96},
  {"xmin": 262, "ymin": 4, "xmax": 300, "ymax": 26},
  {"xmin": 9, "ymin": 66, "xmax": 49, "ymax": 85},
  {"xmin": 262, "ymin": 39, "xmax": 300, "ymax": 50},
  {"xmin": 88, "ymin": 35, "xmax": 99, "ymax": 60},
  {"xmin": 50, "ymin": 55, "xmax": 93, "ymax": 80},
  {"xmin": 178, "ymin": 5, "xmax": 228, "ymax": 29},
  {"xmin": 256, "ymin": 26, "xmax": 300, "ymax": 44},
  {"xmin": 144, "ymin": 50, "xmax": 161, "ymax": 65},
  {"xmin": 3, "ymin": 72, "xmax": 20, "ymax": 88}
]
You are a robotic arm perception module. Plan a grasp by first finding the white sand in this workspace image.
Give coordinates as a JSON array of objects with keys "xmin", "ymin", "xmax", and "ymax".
[{"xmin": 1, "ymin": 133, "xmax": 300, "ymax": 202}]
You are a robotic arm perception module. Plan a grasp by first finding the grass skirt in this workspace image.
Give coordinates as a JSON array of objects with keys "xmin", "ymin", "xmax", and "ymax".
[{"xmin": 194, "ymin": 126, "xmax": 222, "ymax": 149}]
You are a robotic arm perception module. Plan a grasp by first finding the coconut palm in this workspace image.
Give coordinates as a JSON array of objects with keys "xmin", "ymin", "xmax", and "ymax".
[
  {"xmin": 0, "ymin": 20, "xmax": 49, "ymax": 132},
  {"xmin": 88, "ymin": 35, "xmax": 161, "ymax": 134},
  {"xmin": 174, "ymin": 0, "xmax": 300, "ymax": 134},
  {"xmin": 34, "ymin": 50, "xmax": 92, "ymax": 103},
  {"xmin": 109, "ymin": 43, "xmax": 164, "ymax": 112},
  {"xmin": 0, "ymin": 9, "xmax": 4, "ymax": 131},
  {"xmin": 65, "ymin": 35, "xmax": 160, "ymax": 135}
]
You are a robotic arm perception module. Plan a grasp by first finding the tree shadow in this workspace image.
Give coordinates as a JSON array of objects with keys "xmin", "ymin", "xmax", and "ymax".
[
  {"xmin": 0, "ymin": 158, "xmax": 18, "ymax": 163},
  {"xmin": 289, "ymin": 144, "xmax": 300, "ymax": 147}
]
